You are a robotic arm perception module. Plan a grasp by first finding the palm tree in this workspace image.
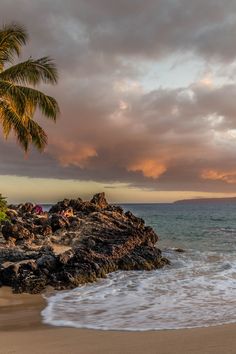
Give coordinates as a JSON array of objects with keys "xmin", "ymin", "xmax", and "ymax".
[{"xmin": 0, "ymin": 23, "xmax": 59, "ymax": 152}]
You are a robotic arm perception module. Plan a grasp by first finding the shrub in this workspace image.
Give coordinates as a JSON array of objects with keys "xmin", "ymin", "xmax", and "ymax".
[
  {"xmin": 0, "ymin": 194, "xmax": 7, "ymax": 212},
  {"xmin": 0, "ymin": 211, "xmax": 8, "ymax": 222},
  {"xmin": 0, "ymin": 194, "xmax": 8, "ymax": 223}
]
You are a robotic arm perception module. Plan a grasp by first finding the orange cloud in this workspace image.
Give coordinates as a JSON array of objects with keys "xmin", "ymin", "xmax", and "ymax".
[
  {"xmin": 53, "ymin": 142, "xmax": 97, "ymax": 168},
  {"xmin": 128, "ymin": 159, "xmax": 167, "ymax": 179},
  {"xmin": 201, "ymin": 169, "xmax": 236, "ymax": 184}
]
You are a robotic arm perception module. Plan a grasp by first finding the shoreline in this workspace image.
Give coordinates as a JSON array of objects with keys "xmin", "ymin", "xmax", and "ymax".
[{"xmin": 1, "ymin": 287, "xmax": 236, "ymax": 353}]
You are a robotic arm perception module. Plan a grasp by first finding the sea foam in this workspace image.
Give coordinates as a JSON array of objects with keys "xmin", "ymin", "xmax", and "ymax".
[{"xmin": 42, "ymin": 249, "xmax": 236, "ymax": 331}]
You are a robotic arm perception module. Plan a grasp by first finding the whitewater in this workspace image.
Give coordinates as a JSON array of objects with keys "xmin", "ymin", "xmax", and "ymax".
[{"xmin": 42, "ymin": 202, "xmax": 236, "ymax": 330}]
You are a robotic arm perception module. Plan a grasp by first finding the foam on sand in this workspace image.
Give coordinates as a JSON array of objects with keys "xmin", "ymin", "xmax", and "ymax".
[{"xmin": 42, "ymin": 249, "xmax": 236, "ymax": 331}]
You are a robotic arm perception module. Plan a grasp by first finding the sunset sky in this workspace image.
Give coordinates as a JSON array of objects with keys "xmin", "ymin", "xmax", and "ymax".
[{"xmin": 1, "ymin": 0, "xmax": 236, "ymax": 203}]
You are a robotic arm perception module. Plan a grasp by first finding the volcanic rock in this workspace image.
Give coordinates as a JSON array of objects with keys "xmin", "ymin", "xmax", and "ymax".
[
  {"xmin": 90, "ymin": 192, "xmax": 109, "ymax": 209},
  {"xmin": 0, "ymin": 193, "xmax": 169, "ymax": 294}
]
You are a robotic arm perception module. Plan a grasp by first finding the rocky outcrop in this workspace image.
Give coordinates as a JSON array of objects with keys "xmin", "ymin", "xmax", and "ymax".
[
  {"xmin": 0, "ymin": 193, "xmax": 169, "ymax": 294},
  {"xmin": 90, "ymin": 192, "xmax": 109, "ymax": 209}
]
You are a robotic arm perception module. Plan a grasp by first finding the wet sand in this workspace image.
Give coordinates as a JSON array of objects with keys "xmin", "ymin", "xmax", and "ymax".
[
  {"xmin": 0, "ymin": 286, "xmax": 44, "ymax": 331},
  {"xmin": 0, "ymin": 287, "xmax": 236, "ymax": 354}
]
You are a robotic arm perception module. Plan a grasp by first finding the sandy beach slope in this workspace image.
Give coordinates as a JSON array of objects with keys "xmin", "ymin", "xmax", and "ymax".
[{"xmin": 0, "ymin": 287, "xmax": 236, "ymax": 354}]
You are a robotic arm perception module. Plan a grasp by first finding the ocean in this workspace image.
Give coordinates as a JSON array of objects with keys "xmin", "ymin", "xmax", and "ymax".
[{"xmin": 42, "ymin": 202, "xmax": 236, "ymax": 330}]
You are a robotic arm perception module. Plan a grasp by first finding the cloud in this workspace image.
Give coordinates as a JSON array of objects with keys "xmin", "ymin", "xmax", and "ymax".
[
  {"xmin": 1, "ymin": 80, "xmax": 236, "ymax": 193},
  {"xmin": 1, "ymin": 0, "xmax": 236, "ymax": 197},
  {"xmin": 128, "ymin": 160, "xmax": 167, "ymax": 179},
  {"xmin": 51, "ymin": 142, "xmax": 97, "ymax": 168},
  {"xmin": 201, "ymin": 169, "xmax": 236, "ymax": 185}
]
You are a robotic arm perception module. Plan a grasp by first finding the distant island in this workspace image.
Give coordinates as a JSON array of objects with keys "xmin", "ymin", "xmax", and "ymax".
[{"xmin": 174, "ymin": 197, "xmax": 236, "ymax": 204}]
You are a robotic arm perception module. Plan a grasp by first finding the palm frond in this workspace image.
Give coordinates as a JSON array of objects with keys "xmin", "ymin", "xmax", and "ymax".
[
  {"xmin": 19, "ymin": 86, "xmax": 60, "ymax": 120},
  {"xmin": 0, "ymin": 81, "xmax": 59, "ymax": 120},
  {"xmin": 0, "ymin": 80, "xmax": 26, "ymax": 115},
  {"xmin": 0, "ymin": 23, "xmax": 28, "ymax": 71},
  {"xmin": 0, "ymin": 100, "xmax": 30, "ymax": 151},
  {"xmin": 0, "ymin": 101, "xmax": 48, "ymax": 151},
  {"xmin": 26, "ymin": 118, "xmax": 48, "ymax": 150},
  {"xmin": 0, "ymin": 57, "xmax": 58, "ymax": 85}
]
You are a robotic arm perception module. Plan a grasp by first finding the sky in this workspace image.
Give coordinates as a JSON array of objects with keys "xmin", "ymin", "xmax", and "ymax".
[{"xmin": 2, "ymin": 0, "xmax": 236, "ymax": 203}]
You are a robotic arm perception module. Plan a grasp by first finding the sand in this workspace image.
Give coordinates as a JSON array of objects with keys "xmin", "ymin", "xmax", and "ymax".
[{"xmin": 0, "ymin": 287, "xmax": 236, "ymax": 354}]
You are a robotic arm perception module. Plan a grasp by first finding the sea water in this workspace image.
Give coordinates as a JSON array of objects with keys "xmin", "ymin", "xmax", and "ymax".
[{"xmin": 42, "ymin": 202, "xmax": 236, "ymax": 330}]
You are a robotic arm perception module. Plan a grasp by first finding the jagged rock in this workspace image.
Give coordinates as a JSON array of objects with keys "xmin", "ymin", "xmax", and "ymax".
[
  {"xmin": 49, "ymin": 198, "xmax": 83, "ymax": 214},
  {"xmin": 18, "ymin": 203, "xmax": 35, "ymax": 214},
  {"xmin": 90, "ymin": 192, "xmax": 109, "ymax": 209},
  {"xmin": 36, "ymin": 254, "xmax": 58, "ymax": 271},
  {"xmin": 2, "ymin": 221, "xmax": 34, "ymax": 245},
  {"xmin": 50, "ymin": 214, "xmax": 69, "ymax": 232},
  {"xmin": 0, "ymin": 193, "xmax": 169, "ymax": 294},
  {"xmin": 49, "ymin": 199, "xmax": 71, "ymax": 213},
  {"xmin": 1, "ymin": 259, "xmax": 37, "ymax": 287}
]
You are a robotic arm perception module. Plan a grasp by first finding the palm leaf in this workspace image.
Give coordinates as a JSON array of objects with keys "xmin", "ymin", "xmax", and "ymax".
[
  {"xmin": 0, "ymin": 100, "xmax": 30, "ymax": 151},
  {"xmin": 0, "ymin": 23, "xmax": 28, "ymax": 70},
  {"xmin": 19, "ymin": 86, "xmax": 60, "ymax": 120},
  {"xmin": 0, "ymin": 101, "xmax": 48, "ymax": 151},
  {"xmin": 0, "ymin": 80, "xmax": 26, "ymax": 115},
  {"xmin": 0, "ymin": 81, "xmax": 59, "ymax": 119},
  {"xmin": 26, "ymin": 118, "xmax": 48, "ymax": 150},
  {"xmin": 0, "ymin": 57, "xmax": 58, "ymax": 85}
]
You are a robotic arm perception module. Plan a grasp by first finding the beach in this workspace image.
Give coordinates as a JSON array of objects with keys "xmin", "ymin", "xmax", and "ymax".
[
  {"xmin": 1, "ymin": 200, "xmax": 236, "ymax": 353},
  {"xmin": 0, "ymin": 287, "xmax": 236, "ymax": 354},
  {"xmin": 1, "ymin": 1, "xmax": 236, "ymax": 352}
]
